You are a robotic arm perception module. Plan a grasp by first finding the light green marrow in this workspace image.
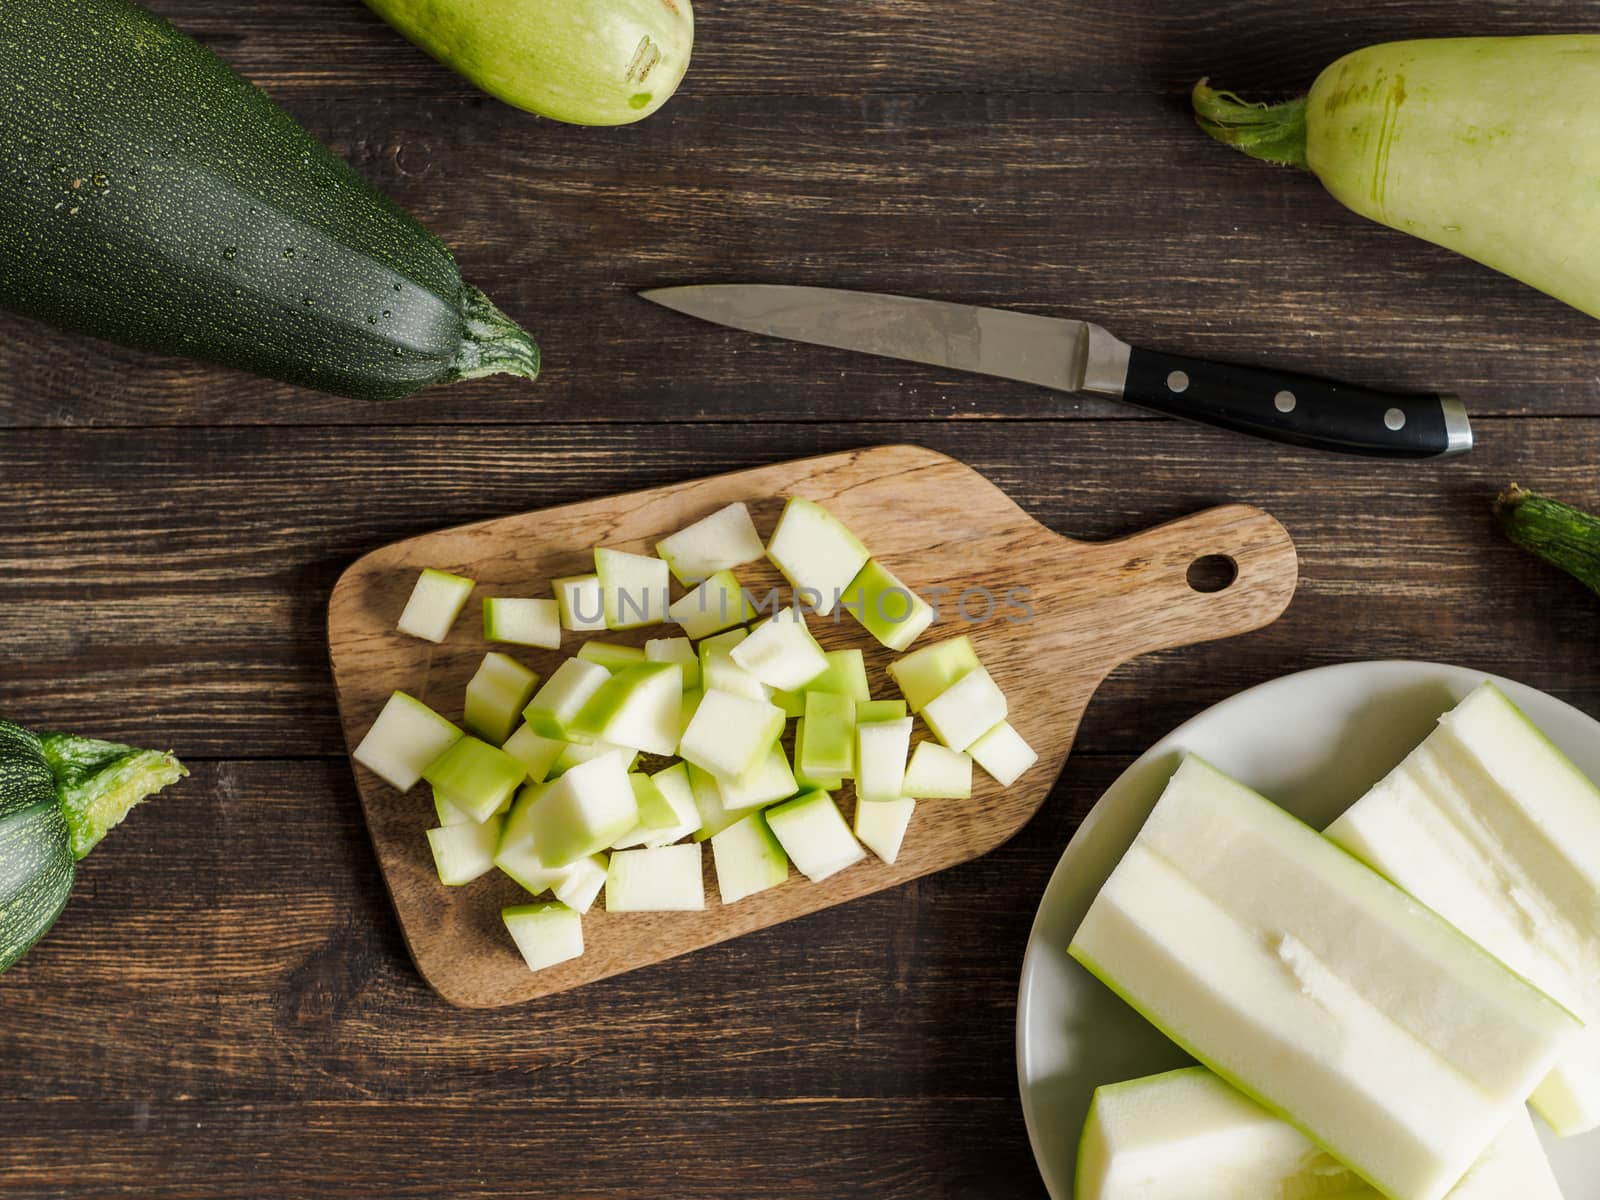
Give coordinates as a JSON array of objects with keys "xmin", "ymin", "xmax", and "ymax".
[
  {"xmin": 364, "ymin": 0, "xmax": 694, "ymax": 126},
  {"xmin": 1195, "ymin": 37, "xmax": 1600, "ymax": 320}
]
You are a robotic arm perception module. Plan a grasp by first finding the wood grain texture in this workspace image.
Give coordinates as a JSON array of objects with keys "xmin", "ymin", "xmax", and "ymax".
[
  {"xmin": 4, "ymin": 419, "xmax": 1598, "ymax": 759},
  {"xmin": 134, "ymin": 0, "xmax": 1600, "ymax": 100},
  {"xmin": 5, "ymin": 87, "xmax": 1600, "ymax": 427},
  {"xmin": 329, "ymin": 445, "xmax": 1295, "ymax": 1005},
  {"xmin": 0, "ymin": 756, "xmax": 1097, "ymax": 1099},
  {"xmin": 4, "ymin": 0, "xmax": 1600, "ymax": 1194},
  {"xmin": 0, "ymin": 1097, "xmax": 1044, "ymax": 1199},
  {"xmin": 0, "ymin": 754, "xmax": 1112, "ymax": 1198}
]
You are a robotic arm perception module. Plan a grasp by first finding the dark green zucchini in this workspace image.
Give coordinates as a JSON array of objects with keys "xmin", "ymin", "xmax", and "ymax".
[
  {"xmin": 0, "ymin": 0, "xmax": 538, "ymax": 400},
  {"xmin": 1496, "ymin": 485, "xmax": 1600, "ymax": 598},
  {"xmin": 1, "ymin": 719, "xmax": 185, "ymax": 975}
]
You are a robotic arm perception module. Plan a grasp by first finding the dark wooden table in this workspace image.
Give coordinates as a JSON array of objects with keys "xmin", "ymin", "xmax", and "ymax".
[{"xmin": 3, "ymin": 2, "xmax": 1598, "ymax": 1196}]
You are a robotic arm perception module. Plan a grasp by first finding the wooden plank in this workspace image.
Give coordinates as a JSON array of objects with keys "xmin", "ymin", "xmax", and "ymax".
[
  {"xmin": 1, "ymin": 3, "xmax": 1594, "ymax": 1195},
  {"xmin": 328, "ymin": 445, "xmax": 1295, "ymax": 1005},
  {"xmin": 0, "ymin": 755, "xmax": 1106, "ymax": 1102},
  {"xmin": 142, "ymin": 0, "xmax": 1588, "ymax": 99},
  {"xmin": 5, "ymin": 90, "xmax": 1600, "ymax": 427},
  {"xmin": 0, "ymin": 1097, "xmax": 1044, "ymax": 1198},
  {"xmin": 2, "ymin": 419, "xmax": 1596, "ymax": 758}
]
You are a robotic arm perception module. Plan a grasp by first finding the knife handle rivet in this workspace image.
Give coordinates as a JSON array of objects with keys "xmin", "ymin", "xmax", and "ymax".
[
  {"xmin": 1166, "ymin": 370, "xmax": 1190, "ymax": 394},
  {"xmin": 1274, "ymin": 390, "xmax": 1297, "ymax": 413},
  {"xmin": 1384, "ymin": 407, "xmax": 1407, "ymax": 431}
]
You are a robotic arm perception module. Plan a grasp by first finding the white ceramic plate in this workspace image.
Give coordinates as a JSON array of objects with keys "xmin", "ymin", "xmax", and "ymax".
[{"xmin": 1015, "ymin": 660, "xmax": 1600, "ymax": 1198}]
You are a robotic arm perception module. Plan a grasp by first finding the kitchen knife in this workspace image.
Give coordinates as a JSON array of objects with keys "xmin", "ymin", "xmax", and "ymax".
[{"xmin": 640, "ymin": 284, "xmax": 1472, "ymax": 458}]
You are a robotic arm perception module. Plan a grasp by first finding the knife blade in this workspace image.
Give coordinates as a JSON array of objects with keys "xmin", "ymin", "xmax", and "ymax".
[{"xmin": 640, "ymin": 284, "xmax": 1472, "ymax": 458}]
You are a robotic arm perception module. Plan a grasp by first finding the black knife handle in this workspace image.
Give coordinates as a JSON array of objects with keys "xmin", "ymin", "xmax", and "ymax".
[{"xmin": 1121, "ymin": 347, "xmax": 1472, "ymax": 458}]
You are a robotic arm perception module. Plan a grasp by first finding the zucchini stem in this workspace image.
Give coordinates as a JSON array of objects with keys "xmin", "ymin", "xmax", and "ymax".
[
  {"xmin": 1495, "ymin": 484, "xmax": 1600, "ymax": 598},
  {"xmin": 1192, "ymin": 79, "xmax": 1311, "ymax": 170},
  {"xmin": 38, "ymin": 734, "xmax": 187, "ymax": 860},
  {"xmin": 451, "ymin": 286, "xmax": 542, "ymax": 385}
]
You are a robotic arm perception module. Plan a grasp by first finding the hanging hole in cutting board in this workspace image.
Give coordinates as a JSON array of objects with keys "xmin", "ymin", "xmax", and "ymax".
[{"xmin": 1187, "ymin": 554, "xmax": 1238, "ymax": 594}]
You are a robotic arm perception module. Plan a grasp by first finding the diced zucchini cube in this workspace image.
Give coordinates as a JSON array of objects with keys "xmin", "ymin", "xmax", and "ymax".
[
  {"xmin": 612, "ymin": 763, "xmax": 702, "ymax": 849},
  {"xmin": 854, "ymin": 797, "xmax": 916, "ymax": 865},
  {"xmin": 482, "ymin": 596, "xmax": 561, "ymax": 649},
  {"xmin": 397, "ymin": 567, "xmax": 475, "ymax": 643},
  {"xmin": 353, "ymin": 690, "xmax": 462, "ymax": 792},
  {"xmin": 700, "ymin": 627, "xmax": 771, "ymax": 702},
  {"xmin": 688, "ymin": 762, "xmax": 739, "ymax": 843},
  {"xmin": 594, "ymin": 547, "xmax": 669, "ymax": 629},
  {"xmin": 645, "ymin": 636, "xmax": 701, "ymax": 690},
  {"xmin": 605, "ymin": 843, "xmax": 706, "ymax": 912},
  {"xmin": 791, "ymin": 719, "xmax": 843, "ymax": 792},
  {"xmin": 679, "ymin": 689, "xmax": 786, "ymax": 783},
  {"xmin": 856, "ymin": 717, "xmax": 914, "ymax": 802},
  {"xmin": 552, "ymin": 854, "xmax": 608, "ymax": 913},
  {"xmin": 520, "ymin": 751, "xmax": 640, "ymax": 868},
  {"xmin": 969, "ymin": 721, "xmax": 1037, "ymax": 787},
  {"xmin": 500, "ymin": 785, "xmax": 608, "ymax": 897},
  {"xmin": 856, "ymin": 699, "xmax": 907, "ymax": 724},
  {"xmin": 712, "ymin": 812, "xmax": 790, "ymax": 903},
  {"xmin": 500, "ymin": 724, "xmax": 566, "ymax": 784},
  {"xmin": 770, "ymin": 687, "xmax": 807, "ymax": 718},
  {"xmin": 522, "ymin": 657, "xmax": 611, "ymax": 740},
  {"xmin": 494, "ymin": 835, "xmax": 568, "ymax": 897},
  {"xmin": 698, "ymin": 626, "xmax": 749, "ymax": 657},
  {"xmin": 766, "ymin": 789, "xmax": 865, "ymax": 882},
  {"xmin": 503, "ymin": 902, "xmax": 584, "ymax": 972},
  {"xmin": 840, "ymin": 558, "xmax": 935, "ymax": 652},
  {"xmin": 463, "ymin": 651, "xmax": 540, "ymax": 746},
  {"xmin": 553, "ymin": 573, "xmax": 608, "ymax": 632},
  {"xmin": 433, "ymin": 787, "xmax": 475, "ymax": 827},
  {"xmin": 921, "ymin": 666, "xmax": 1007, "ymax": 753},
  {"xmin": 901, "ymin": 741, "xmax": 973, "ymax": 799},
  {"xmin": 652, "ymin": 761, "xmax": 706, "ymax": 835},
  {"xmin": 669, "ymin": 568, "xmax": 756, "ymax": 640},
  {"xmin": 678, "ymin": 688, "xmax": 704, "ymax": 740},
  {"xmin": 887, "ymin": 635, "xmax": 980, "ymax": 713},
  {"xmin": 577, "ymin": 640, "xmax": 648, "ymax": 672},
  {"xmin": 656, "ymin": 501, "xmax": 766, "ymax": 585},
  {"xmin": 565, "ymin": 662, "xmax": 682, "ymax": 756},
  {"xmin": 549, "ymin": 739, "xmax": 638, "ymax": 778},
  {"xmin": 730, "ymin": 606, "xmax": 829, "ymax": 691},
  {"xmin": 803, "ymin": 649, "xmax": 871, "ymax": 702},
  {"xmin": 649, "ymin": 764, "xmax": 700, "ymax": 825},
  {"xmin": 422, "ymin": 736, "xmax": 528, "ymax": 823},
  {"xmin": 428, "ymin": 815, "xmax": 504, "ymax": 886},
  {"xmin": 498, "ymin": 780, "xmax": 548, "ymax": 853},
  {"xmin": 631, "ymin": 772, "xmax": 680, "ymax": 829},
  {"xmin": 799, "ymin": 691, "xmax": 855, "ymax": 778},
  {"xmin": 715, "ymin": 743, "xmax": 798, "ymax": 812},
  {"xmin": 766, "ymin": 497, "xmax": 869, "ymax": 616}
]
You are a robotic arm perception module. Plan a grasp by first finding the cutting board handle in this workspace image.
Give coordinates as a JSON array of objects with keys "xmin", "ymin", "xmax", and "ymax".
[{"xmin": 1042, "ymin": 504, "xmax": 1299, "ymax": 671}]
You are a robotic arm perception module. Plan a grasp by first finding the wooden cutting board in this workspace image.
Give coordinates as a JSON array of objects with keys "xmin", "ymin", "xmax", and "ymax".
[{"xmin": 328, "ymin": 444, "xmax": 1298, "ymax": 1007}]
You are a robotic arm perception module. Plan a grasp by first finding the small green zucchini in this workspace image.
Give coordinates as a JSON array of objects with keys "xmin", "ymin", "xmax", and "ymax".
[
  {"xmin": 0, "ymin": 0, "xmax": 538, "ymax": 400},
  {"xmin": 1194, "ymin": 37, "xmax": 1600, "ymax": 321},
  {"xmin": 1496, "ymin": 485, "xmax": 1600, "ymax": 598},
  {"xmin": 1, "ymin": 720, "xmax": 186, "ymax": 976}
]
